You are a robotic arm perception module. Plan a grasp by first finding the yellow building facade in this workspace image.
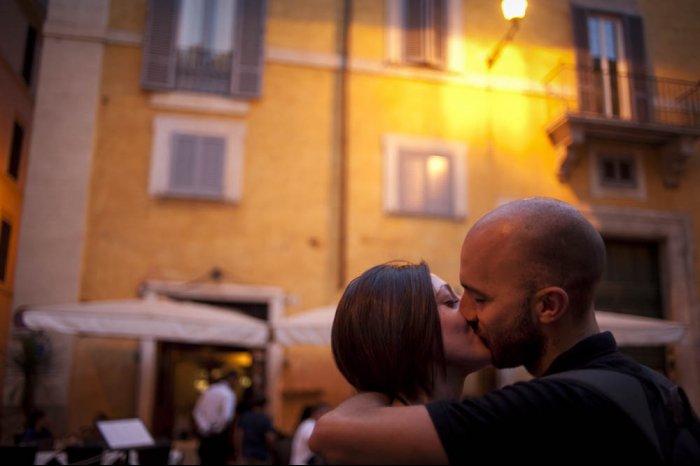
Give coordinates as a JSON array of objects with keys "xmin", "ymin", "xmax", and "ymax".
[{"xmin": 4, "ymin": 0, "xmax": 700, "ymax": 444}]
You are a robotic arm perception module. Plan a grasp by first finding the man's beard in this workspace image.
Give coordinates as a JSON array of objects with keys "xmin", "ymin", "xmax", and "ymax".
[{"xmin": 489, "ymin": 295, "xmax": 545, "ymax": 370}]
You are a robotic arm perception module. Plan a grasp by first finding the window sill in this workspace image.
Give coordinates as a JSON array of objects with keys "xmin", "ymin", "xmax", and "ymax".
[{"xmin": 150, "ymin": 92, "xmax": 250, "ymax": 116}]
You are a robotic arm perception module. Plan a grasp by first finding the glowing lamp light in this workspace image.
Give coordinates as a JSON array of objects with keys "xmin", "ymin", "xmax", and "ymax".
[
  {"xmin": 501, "ymin": 0, "xmax": 528, "ymax": 21},
  {"xmin": 487, "ymin": 0, "xmax": 529, "ymax": 69}
]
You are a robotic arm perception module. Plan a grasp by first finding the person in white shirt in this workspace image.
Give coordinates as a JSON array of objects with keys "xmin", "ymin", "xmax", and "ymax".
[
  {"xmin": 193, "ymin": 371, "xmax": 238, "ymax": 464},
  {"xmin": 289, "ymin": 403, "xmax": 330, "ymax": 465}
]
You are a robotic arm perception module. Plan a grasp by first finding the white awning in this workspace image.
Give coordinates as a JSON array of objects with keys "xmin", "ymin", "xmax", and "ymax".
[
  {"xmin": 16, "ymin": 299, "xmax": 686, "ymax": 348},
  {"xmin": 17, "ymin": 297, "xmax": 269, "ymax": 347},
  {"xmin": 273, "ymin": 305, "xmax": 687, "ymax": 346},
  {"xmin": 273, "ymin": 305, "xmax": 337, "ymax": 346},
  {"xmin": 595, "ymin": 310, "xmax": 687, "ymax": 345}
]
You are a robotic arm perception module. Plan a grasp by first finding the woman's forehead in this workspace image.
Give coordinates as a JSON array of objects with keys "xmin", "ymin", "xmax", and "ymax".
[{"xmin": 430, "ymin": 273, "xmax": 448, "ymax": 292}]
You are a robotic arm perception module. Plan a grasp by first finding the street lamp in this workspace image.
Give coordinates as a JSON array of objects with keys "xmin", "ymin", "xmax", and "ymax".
[{"xmin": 486, "ymin": 0, "xmax": 528, "ymax": 69}]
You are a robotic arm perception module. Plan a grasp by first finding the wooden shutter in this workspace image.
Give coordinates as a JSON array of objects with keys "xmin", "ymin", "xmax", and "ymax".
[
  {"xmin": 169, "ymin": 133, "xmax": 226, "ymax": 197},
  {"xmin": 624, "ymin": 15, "xmax": 650, "ymax": 122},
  {"xmin": 430, "ymin": 0, "xmax": 447, "ymax": 67},
  {"xmin": 571, "ymin": 6, "xmax": 595, "ymax": 113},
  {"xmin": 230, "ymin": 0, "xmax": 268, "ymax": 98},
  {"xmin": 404, "ymin": 0, "xmax": 426, "ymax": 64},
  {"xmin": 141, "ymin": 0, "xmax": 179, "ymax": 91},
  {"xmin": 169, "ymin": 133, "xmax": 197, "ymax": 192},
  {"xmin": 199, "ymin": 137, "xmax": 226, "ymax": 196}
]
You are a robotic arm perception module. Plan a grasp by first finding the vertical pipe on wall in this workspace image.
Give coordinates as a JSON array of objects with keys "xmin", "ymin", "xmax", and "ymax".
[{"xmin": 337, "ymin": 0, "xmax": 352, "ymax": 289}]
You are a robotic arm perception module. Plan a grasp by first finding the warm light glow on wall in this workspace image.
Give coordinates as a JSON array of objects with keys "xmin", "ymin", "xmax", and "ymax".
[{"xmin": 501, "ymin": 0, "xmax": 528, "ymax": 21}]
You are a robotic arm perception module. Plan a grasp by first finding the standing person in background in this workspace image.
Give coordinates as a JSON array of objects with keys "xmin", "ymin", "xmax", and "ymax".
[
  {"xmin": 193, "ymin": 370, "xmax": 239, "ymax": 464},
  {"xmin": 289, "ymin": 403, "xmax": 331, "ymax": 465},
  {"xmin": 235, "ymin": 395, "xmax": 277, "ymax": 465}
]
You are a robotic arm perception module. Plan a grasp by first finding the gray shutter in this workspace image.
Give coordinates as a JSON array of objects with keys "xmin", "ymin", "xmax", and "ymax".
[
  {"xmin": 398, "ymin": 150, "xmax": 426, "ymax": 213},
  {"xmin": 624, "ymin": 15, "xmax": 650, "ymax": 122},
  {"xmin": 169, "ymin": 133, "xmax": 197, "ymax": 192},
  {"xmin": 404, "ymin": 0, "xmax": 426, "ymax": 64},
  {"xmin": 571, "ymin": 6, "xmax": 594, "ymax": 113},
  {"xmin": 198, "ymin": 137, "xmax": 226, "ymax": 195},
  {"xmin": 430, "ymin": 0, "xmax": 447, "ymax": 68},
  {"xmin": 141, "ymin": 0, "xmax": 179, "ymax": 90},
  {"xmin": 230, "ymin": 0, "xmax": 267, "ymax": 98}
]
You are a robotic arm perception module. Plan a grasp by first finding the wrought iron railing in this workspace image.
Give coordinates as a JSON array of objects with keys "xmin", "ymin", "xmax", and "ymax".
[
  {"xmin": 175, "ymin": 47, "xmax": 233, "ymax": 95},
  {"xmin": 544, "ymin": 64, "xmax": 700, "ymax": 129}
]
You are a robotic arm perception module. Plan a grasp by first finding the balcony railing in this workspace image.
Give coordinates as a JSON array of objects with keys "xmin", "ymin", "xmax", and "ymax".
[
  {"xmin": 175, "ymin": 47, "xmax": 233, "ymax": 95},
  {"xmin": 544, "ymin": 64, "xmax": 700, "ymax": 129}
]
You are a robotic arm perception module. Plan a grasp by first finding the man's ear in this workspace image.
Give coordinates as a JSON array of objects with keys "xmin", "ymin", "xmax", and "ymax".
[{"xmin": 534, "ymin": 287, "xmax": 569, "ymax": 324}]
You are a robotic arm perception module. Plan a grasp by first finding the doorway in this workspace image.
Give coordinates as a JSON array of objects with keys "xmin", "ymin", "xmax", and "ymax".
[
  {"xmin": 152, "ymin": 341, "xmax": 268, "ymax": 440},
  {"xmin": 595, "ymin": 238, "xmax": 667, "ymax": 374}
]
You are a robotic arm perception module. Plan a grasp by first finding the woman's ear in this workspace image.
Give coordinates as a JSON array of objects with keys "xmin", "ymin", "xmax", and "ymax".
[{"xmin": 534, "ymin": 287, "xmax": 569, "ymax": 324}]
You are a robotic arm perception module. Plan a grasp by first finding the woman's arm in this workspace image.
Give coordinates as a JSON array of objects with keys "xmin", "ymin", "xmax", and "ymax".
[{"xmin": 309, "ymin": 392, "xmax": 448, "ymax": 465}]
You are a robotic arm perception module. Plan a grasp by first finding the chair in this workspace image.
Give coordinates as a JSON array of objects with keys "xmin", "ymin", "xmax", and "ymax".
[
  {"xmin": 0, "ymin": 445, "xmax": 38, "ymax": 465},
  {"xmin": 65, "ymin": 445, "xmax": 103, "ymax": 465},
  {"xmin": 135, "ymin": 443, "xmax": 171, "ymax": 465}
]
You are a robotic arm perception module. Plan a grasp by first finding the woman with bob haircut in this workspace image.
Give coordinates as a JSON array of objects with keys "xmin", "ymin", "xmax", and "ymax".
[{"xmin": 332, "ymin": 261, "xmax": 490, "ymax": 405}]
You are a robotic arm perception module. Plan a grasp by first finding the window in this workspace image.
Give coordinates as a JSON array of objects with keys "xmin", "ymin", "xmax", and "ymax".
[
  {"xmin": 587, "ymin": 15, "xmax": 630, "ymax": 118},
  {"xmin": 22, "ymin": 25, "xmax": 38, "ymax": 86},
  {"xmin": 149, "ymin": 116, "xmax": 246, "ymax": 203},
  {"xmin": 383, "ymin": 134, "xmax": 466, "ymax": 219},
  {"xmin": 7, "ymin": 122, "xmax": 24, "ymax": 180},
  {"xmin": 141, "ymin": 0, "xmax": 267, "ymax": 98},
  {"xmin": 600, "ymin": 154, "xmax": 636, "ymax": 188},
  {"xmin": 0, "ymin": 220, "xmax": 11, "ymax": 282},
  {"xmin": 590, "ymin": 149, "xmax": 646, "ymax": 200},
  {"xmin": 386, "ymin": 0, "xmax": 463, "ymax": 71},
  {"xmin": 404, "ymin": 0, "xmax": 447, "ymax": 68},
  {"xmin": 572, "ymin": 7, "xmax": 649, "ymax": 121}
]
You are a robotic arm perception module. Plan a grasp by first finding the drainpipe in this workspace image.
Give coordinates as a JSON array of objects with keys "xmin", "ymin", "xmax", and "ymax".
[{"xmin": 337, "ymin": 0, "xmax": 352, "ymax": 289}]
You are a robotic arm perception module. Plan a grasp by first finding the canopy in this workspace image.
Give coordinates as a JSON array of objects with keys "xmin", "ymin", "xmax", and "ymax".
[
  {"xmin": 273, "ymin": 305, "xmax": 337, "ymax": 346},
  {"xmin": 16, "ymin": 299, "xmax": 687, "ymax": 348},
  {"xmin": 16, "ymin": 297, "xmax": 269, "ymax": 347},
  {"xmin": 273, "ymin": 306, "xmax": 687, "ymax": 346},
  {"xmin": 596, "ymin": 310, "xmax": 687, "ymax": 345}
]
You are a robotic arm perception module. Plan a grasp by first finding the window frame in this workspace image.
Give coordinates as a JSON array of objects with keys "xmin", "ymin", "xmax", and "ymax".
[
  {"xmin": 148, "ymin": 115, "xmax": 246, "ymax": 203},
  {"xmin": 141, "ymin": 0, "xmax": 267, "ymax": 98},
  {"xmin": 0, "ymin": 219, "xmax": 11, "ymax": 282},
  {"xmin": 385, "ymin": 0, "xmax": 464, "ymax": 72},
  {"xmin": 7, "ymin": 121, "xmax": 25, "ymax": 181},
  {"xmin": 590, "ymin": 145, "xmax": 646, "ymax": 200},
  {"xmin": 383, "ymin": 134, "xmax": 467, "ymax": 220}
]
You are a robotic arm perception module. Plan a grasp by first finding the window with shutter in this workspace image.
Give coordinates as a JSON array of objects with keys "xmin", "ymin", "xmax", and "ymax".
[
  {"xmin": 0, "ymin": 220, "xmax": 11, "ymax": 282},
  {"xmin": 398, "ymin": 151, "xmax": 454, "ymax": 217},
  {"xmin": 403, "ymin": 0, "xmax": 447, "ymax": 68},
  {"xmin": 383, "ymin": 134, "xmax": 466, "ymax": 220},
  {"xmin": 571, "ymin": 7, "xmax": 649, "ymax": 121},
  {"xmin": 168, "ymin": 133, "xmax": 226, "ymax": 197},
  {"xmin": 142, "ymin": 0, "xmax": 267, "ymax": 98},
  {"xmin": 149, "ymin": 116, "xmax": 246, "ymax": 203}
]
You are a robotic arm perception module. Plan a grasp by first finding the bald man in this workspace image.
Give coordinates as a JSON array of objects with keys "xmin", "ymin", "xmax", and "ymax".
[{"xmin": 310, "ymin": 198, "xmax": 680, "ymax": 465}]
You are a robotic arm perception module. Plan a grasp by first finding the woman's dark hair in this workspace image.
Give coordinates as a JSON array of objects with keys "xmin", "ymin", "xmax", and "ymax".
[{"xmin": 331, "ymin": 261, "xmax": 445, "ymax": 403}]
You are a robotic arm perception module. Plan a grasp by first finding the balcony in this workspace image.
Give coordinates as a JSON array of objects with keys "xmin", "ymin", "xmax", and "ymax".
[{"xmin": 544, "ymin": 64, "xmax": 700, "ymax": 187}]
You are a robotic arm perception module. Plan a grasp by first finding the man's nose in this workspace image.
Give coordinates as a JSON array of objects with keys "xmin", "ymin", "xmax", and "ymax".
[{"xmin": 459, "ymin": 296, "xmax": 477, "ymax": 323}]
